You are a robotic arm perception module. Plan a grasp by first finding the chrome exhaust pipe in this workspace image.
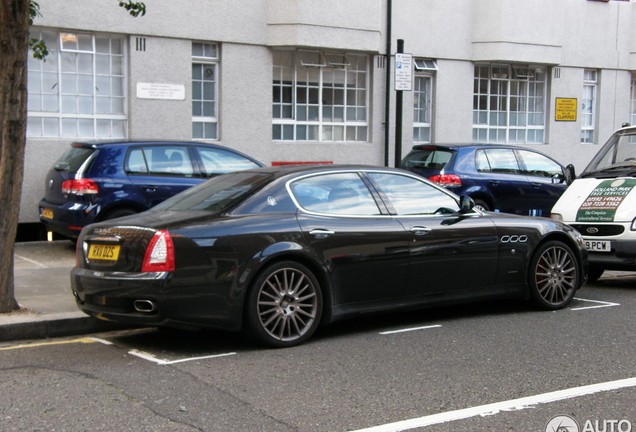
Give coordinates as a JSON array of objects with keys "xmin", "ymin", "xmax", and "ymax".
[{"xmin": 134, "ymin": 300, "xmax": 156, "ymax": 313}]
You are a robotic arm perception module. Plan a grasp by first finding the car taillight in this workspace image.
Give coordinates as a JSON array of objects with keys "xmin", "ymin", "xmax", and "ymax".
[
  {"xmin": 428, "ymin": 174, "xmax": 462, "ymax": 188},
  {"xmin": 61, "ymin": 179, "xmax": 99, "ymax": 195},
  {"xmin": 141, "ymin": 230, "xmax": 175, "ymax": 272}
]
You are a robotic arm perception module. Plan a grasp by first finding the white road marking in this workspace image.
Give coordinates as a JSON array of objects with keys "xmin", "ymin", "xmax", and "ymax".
[
  {"xmin": 350, "ymin": 376, "xmax": 636, "ymax": 432},
  {"xmin": 86, "ymin": 337, "xmax": 113, "ymax": 345},
  {"xmin": 14, "ymin": 254, "xmax": 48, "ymax": 268},
  {"xmin": 379, "ymin": 325, "xmax": 442, "ymax": 335},
  {"xmin": 570, "ymin": 297, "xmax": 620, "ymax": 311},
  {"xmin": 128, "ymin": 349, "xmax": 236, "ymax": 365}
]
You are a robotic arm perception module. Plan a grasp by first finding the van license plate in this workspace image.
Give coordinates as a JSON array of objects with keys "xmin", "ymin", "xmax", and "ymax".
[
  {"xmin": 88, "ymin": 244, "xmax": 120, "ymax": 261},
  {"xmin": 584, "ymin": 240, "xmax": 611, "ymax": 252},
  {"xmin": 41, "ymin": 208, "xmax": 54, "ymax": 219}
]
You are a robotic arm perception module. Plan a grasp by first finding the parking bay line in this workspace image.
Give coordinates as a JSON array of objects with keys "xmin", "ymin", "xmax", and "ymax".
[
  {"xmin": 570, "ymin": 297, "xmax": 620, "ymax": 311},
  {"xmin": 350, "ymin": 376, "xmax": 636, "ymax": 432},
  {"xmin": 128, "ymin": 349, "xmax": 236, "ymax": 365},
  {"xmin": 379, "ymin": 325, "xmax": 442, "ymax": 335}
]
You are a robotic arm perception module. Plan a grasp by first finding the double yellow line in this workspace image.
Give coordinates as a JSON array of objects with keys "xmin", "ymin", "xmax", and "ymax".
[{"xmin": 0, "ymin": 337, "xmax": 99, "ymax": 351}]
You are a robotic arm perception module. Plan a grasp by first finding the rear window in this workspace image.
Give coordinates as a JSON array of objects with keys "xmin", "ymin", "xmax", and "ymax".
[
  {"xmin": 152, "ymin": 171, "xmax": 271, "ymax": 212},
  {"xmin": 402, "ymin": 148, "xmax": 453, "ymax": 170},
  {"xmin": 53, "ymin": 147, "xmax": 95, "ymax": 173}
]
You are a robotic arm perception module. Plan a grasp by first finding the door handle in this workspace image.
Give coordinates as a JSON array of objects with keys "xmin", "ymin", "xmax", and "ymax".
[
  {"xmin": 410, "ymin": 226, "xmax": 431, "ymax": 235},
  {"xmin": 141, "ymin": 186, "xmax": 157, "ymax": 192},
  {"xmin": 489, "ymin": 180, "xmax": 500, "ymax": 186},
  {"xmin": 531, "ymin": 183, "xmax": 542, "ymax": 189},
  {"xmin": 309, "ymin": 229, "xmax": 335, "ymax": 238}
]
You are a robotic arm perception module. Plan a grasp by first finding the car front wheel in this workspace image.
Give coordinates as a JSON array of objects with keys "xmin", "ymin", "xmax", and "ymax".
[
  {"xmin": 528, "ymin": 240, "xmax": 579, "ymax": 310},
  {"xmin": 245, "ymin": 261, "xmax": 323, "ymax": 348}
]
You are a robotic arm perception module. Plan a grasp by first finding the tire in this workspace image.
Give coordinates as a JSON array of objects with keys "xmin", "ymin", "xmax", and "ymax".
[
  {"xmin": 245, "ymin": 261, "xmax": 323, "ymax": 348},
  {"xmin": 528, "ymin": 240, "xmax": 579, "ymax": 310},
  {"xmin": 473, "ymin": 199, "xmax": 491, "ymax": 212},
  {"xmin": 587, "ymin": 266, "xmax": 604, "ymax": 283},
  {"xmin": 101, "ymin": 208, "xmax": 138, "ymax": 221}
]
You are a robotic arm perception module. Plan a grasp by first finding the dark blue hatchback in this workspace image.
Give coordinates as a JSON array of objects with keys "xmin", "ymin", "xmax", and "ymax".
[
  {"xmin": 39, "ymin": 140, "xmax": 263, "ymax": 238},
  {"xmin": 402, "ymin": 144, "xmax": 574, "ymax": 216}
]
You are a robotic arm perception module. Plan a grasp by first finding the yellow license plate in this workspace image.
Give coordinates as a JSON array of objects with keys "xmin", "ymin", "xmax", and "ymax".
[
  {"xmin": 88, "ymin": 244, "xmax": 120, "ymax": 261},
  {"xmin": 41, "ymin": 208, "xmax": 54, "ymax": 219}
]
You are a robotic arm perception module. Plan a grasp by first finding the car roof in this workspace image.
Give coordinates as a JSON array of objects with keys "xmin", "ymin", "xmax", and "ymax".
[
  {"xmin": 409, "ymin": 143, "xmax": 535, "ymax": 151},
  {"xmin": 70, "ymin": 140, "xmax": 232, "ymax": 149},
  {"xmin": 238, "ymin": 163, "xmax": 405, "ymax": 181}
]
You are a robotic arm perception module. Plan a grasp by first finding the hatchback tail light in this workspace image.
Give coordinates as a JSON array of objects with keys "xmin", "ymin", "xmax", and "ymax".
[
  {"xmin": 61, "ymin": 179, "xmax": 99, "ymax": 195},
  {"xmin": 428, "ymin": 174, "xmax": 462, "ymax": 188},
  {"xmin": 141, "ymin": 230, "xmax": 175, "ymax": 272}
]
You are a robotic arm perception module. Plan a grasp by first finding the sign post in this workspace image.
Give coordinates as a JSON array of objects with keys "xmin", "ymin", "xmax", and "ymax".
[{"xmin": 394, "ymin": 40, "xmax": 412, "ymax": 168}]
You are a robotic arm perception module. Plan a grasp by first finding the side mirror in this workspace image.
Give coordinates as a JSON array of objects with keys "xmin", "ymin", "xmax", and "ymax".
[
  {"xmin": 459, "ymin": 195, "xmax": 475, "ymax": 214},
  {"xmin": 564, "ymin": 164, "xmax": 576, "ymax": 184}
]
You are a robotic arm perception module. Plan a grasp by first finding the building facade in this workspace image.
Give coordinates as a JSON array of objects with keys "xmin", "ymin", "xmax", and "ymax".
[{"xmin": 22, "ymin": 0, "xmax": 636, "ymax": 228}]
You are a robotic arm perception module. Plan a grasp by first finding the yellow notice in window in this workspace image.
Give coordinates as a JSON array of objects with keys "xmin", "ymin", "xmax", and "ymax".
[{"xmin": 555, "ymin": 98, "xmax": 577, "ymax": 121}]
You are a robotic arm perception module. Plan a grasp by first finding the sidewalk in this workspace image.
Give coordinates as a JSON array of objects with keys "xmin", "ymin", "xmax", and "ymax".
[{"xmin": 0, "ymin": 241, "xmax": 130, "ymax": 342}]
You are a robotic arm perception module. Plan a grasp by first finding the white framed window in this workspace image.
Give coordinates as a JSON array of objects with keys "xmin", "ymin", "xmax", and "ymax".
[
  {"xmin": 629, "ymin": 73, "xmax": 636, "ymax": 126},
  {"xmin": 27, "ymin": 30, "xmax": 127, "ymax": 138},
  {"xmin": 272, "ymin": 49, "xmax": 369, "ymax": 142},
  {"xmin": 581, "ymin": 69, "xmax": 598, "ymax": 144},
  {"xmin": 192, "ymin": 42, "xmax": 219, "ymax": 140},
  {"xmin": 473, "ymin": 64, "xmax": 547, "ymax": 144},
  {"xmin": 413, "ymin": 75, "xmax": 433, "ymax": 143}
]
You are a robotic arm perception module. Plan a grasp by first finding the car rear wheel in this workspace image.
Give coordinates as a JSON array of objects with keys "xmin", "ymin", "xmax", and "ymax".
[
  {"xmin": 528, "ymin": 240, "xmax": 579, "ymax": 310},
  {"xmin": 245, "ymin": 261, "xmax": 323, "ymax": 348},
  {"xmin": 473, "ymin": 199, "xmax": 491, "ymax": 212},
  {"xmin": 102, "ymin": 208, "xmax": 138, "ymax": 221}
]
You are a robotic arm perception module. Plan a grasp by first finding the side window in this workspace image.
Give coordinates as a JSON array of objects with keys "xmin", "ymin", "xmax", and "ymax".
[
  {"xmin": 131, "ymin": 146, "xmax": 194, "ymax": 176},
  {"xmin": 475, "ymin": 149, "xmax": 490, "ymax": 172},
  {"xmin": 126, "ymin": 148, "xmax": 148, "ymax": 174},
  {"xmin": 482, "ymin": 149, "xmax": 521, "ymax": 174},
  {"xmin": 196, "ymin": 147, "xmax": 261, "ymax": 177},
  {"xmin": 368, "ymin": 173, "xmax": 459, "ymax": 215},
  {"xmin": 290, "ymin": 172, "xmax": 380, "ymax": 215},
  {"xmin": 517, "ymin": 150, "xmax": 563, "ymax": 178}
]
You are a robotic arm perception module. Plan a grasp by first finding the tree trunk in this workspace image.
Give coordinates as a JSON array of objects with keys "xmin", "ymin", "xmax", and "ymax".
[{"xmin": 0, "ymin": 0, "xmax": 30, "ymax": 313}]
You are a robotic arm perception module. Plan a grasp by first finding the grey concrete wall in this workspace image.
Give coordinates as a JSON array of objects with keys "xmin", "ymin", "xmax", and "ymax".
[{"xmin": 20, "ymin": 0, "xmax": 636, "ymax": 224}]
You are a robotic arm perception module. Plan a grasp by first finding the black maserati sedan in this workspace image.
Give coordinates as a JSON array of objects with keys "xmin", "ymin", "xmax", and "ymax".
[{"xmin": 72, "ymin": 164, "xmax": 588, "ymax": 347}]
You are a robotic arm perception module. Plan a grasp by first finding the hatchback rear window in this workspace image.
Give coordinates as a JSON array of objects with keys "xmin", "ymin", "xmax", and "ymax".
[
  {"xmin": 53, "ymin": 147, "xmax": 95, "ymax": 173},
  {"xmin": 402, "ymin": 148, "xmax": 453, "ymax": 170}
]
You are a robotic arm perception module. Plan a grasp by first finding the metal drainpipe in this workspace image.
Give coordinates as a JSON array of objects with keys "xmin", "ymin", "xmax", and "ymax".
[{"xmin": 384, "ymin": 0, "xmax": 392, "ymax": 167}]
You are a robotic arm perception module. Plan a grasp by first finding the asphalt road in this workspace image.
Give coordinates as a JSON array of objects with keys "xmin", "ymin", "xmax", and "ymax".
[{"xmin": 1, "ymin": 275, "xmax": 635, "ymax": 432}]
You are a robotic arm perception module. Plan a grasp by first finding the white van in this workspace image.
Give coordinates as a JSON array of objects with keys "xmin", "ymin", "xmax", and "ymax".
[{"xmin": 551, "ymin": 125, "xmax": 636, "ymax": 281}]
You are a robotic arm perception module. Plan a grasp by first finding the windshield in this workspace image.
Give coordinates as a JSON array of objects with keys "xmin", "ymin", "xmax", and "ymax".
[
  {"xmin": 152, "ymin": 171, "xmax": 271, "ymax": 212},
  {"xmin": 581, "ymin": 130, "xmax": 636, "ymax": 178}
]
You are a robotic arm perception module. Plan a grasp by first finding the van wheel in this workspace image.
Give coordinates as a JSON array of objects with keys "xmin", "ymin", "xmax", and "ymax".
[{"xmin": 587, "ymin": 266, "xmax": 604, "ymax": 283}]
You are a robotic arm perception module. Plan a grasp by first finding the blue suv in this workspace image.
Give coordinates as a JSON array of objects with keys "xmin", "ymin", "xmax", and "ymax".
[
  {"xmin": 402, "ymin": 144, "xmax": 575, "ymax": 216},
  {"xmin": 39, "ymin": 140, "xmax": 263, "ymax": 239}
]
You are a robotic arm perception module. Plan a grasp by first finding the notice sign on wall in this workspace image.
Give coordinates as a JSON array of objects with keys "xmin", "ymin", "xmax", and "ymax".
[
  {"xmin": 555, "ymin": 98, "xmax": 577, "ymax": 121},
  {"xmin": 136, "ymin": 83, "xmax": 185, "ymax": 100}
]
